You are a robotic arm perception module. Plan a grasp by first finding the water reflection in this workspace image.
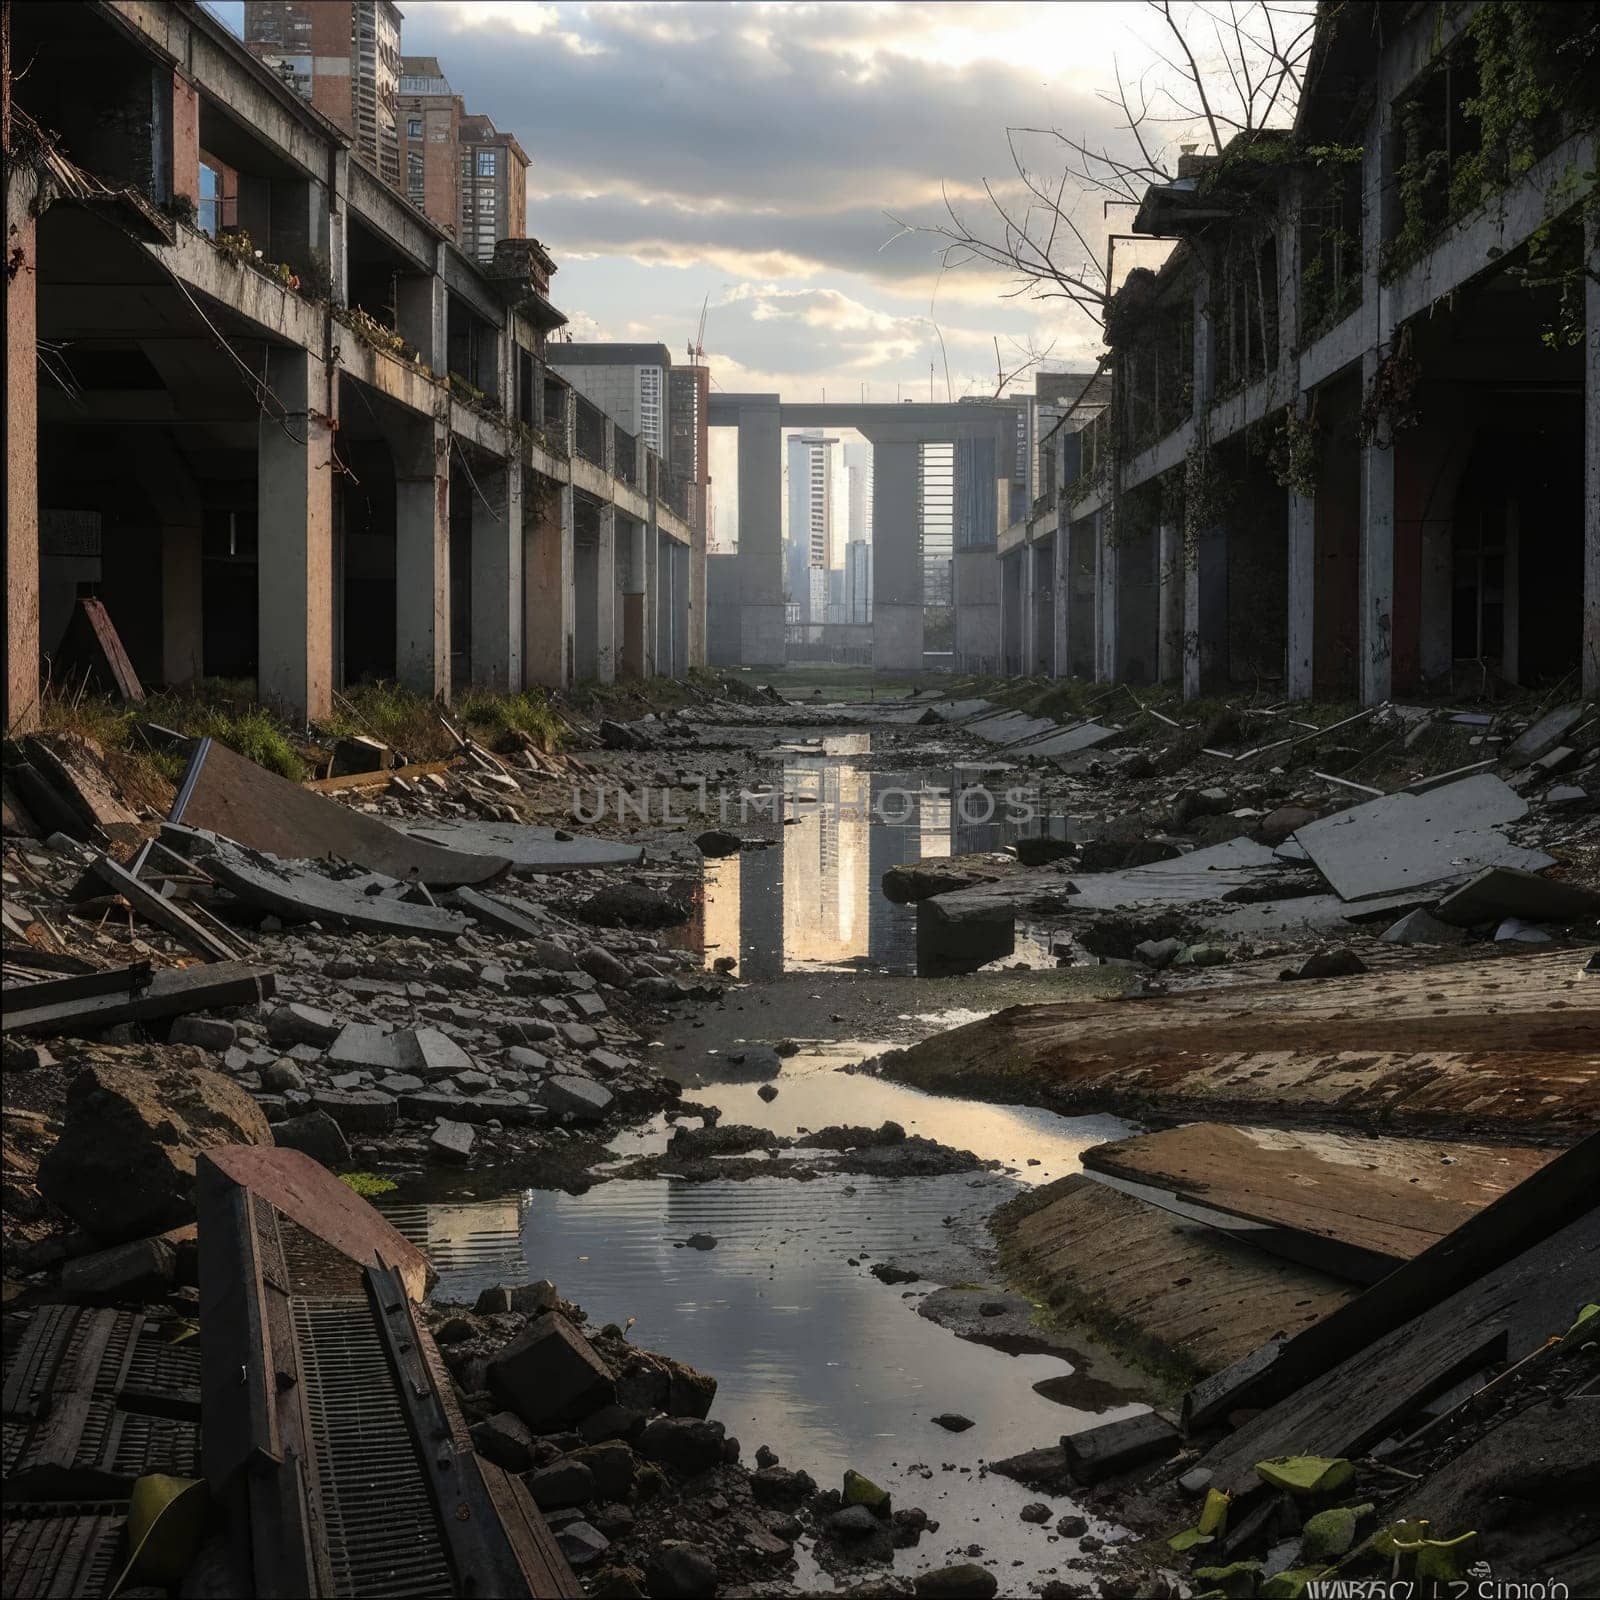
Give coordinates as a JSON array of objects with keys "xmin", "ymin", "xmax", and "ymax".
[{"xmin": 683, "ymin": 737, "xmax": 1063, "ymax": 978}]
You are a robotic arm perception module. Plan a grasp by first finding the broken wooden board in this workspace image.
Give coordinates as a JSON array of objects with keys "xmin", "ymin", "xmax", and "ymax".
[
  {"xmin": 81, "ymin": 853, "xmax": 240, "ymax": 962},
  {"xmin": 16, "ymin": 737, "xmax": 142, "ymax": 844},
  {"xmin": 883, "ymin": 950, "xmax": 1599, "ymax": 1141},
  {"xmin": 3, "ymin": 960, "xmax": 276, "ymax": 1038},
  {"xmin": 993, "ymin": 1174, "xmax": 1357, "ymax": 1384},
  {"xmin": 1181, "ymin": 1129, "xmax": 1600, "ymax": 1430},
  {"xmin": 302, "ymin": 757, "xmax": 459, "ymax": 794},
  {"xmin": 395, "ymin": 818, "xmax": 646, "ymax": 873},
  {"xmin": 170, "ymin": 737, "xmax": 510, "ymax": 888},
  {"xmin": 1082, "ymin": 1125, "xmax": 1551, "ymax": 1284},
  {"xmin": 53, "ymin": 596, "xmax": 145, "ymax": 703},
  {"xmin": 928, "ymin": 836, "xmax": 1283, "ymax": 925},
  {"xmin": 201, "ymin": 1145, "xmax": 434, "ymax": 1301},
  {"xmin": 1290, "ymin": 774, "xmax": 1553, "ymax": 902},
  {"xmin": 163, "ymin": 824, "xmax": 471, "ymax": 938},
  {"xmin": 1197, "ymin": 1208, "xmax": 1599, "ymax": 1497}
]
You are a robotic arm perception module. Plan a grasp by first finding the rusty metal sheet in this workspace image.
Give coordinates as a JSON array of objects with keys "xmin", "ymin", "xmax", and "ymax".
[
  {"xmin": 201, "ymin": 1146, "xmax": 434, "ymax": 1302},
  {"xmin": 170, "ymin": 738, "xmax": 510, "ymax": 888}
]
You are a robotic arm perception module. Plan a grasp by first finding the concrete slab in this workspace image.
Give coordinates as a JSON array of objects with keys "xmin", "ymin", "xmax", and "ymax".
[
  {"xmin": 1504, "ymin": 703, "xmax": 1585, "ymax": 767},
  {"xmin": 1434, "ymin": 866, "xmax": 1600, "ymax": 927},
  {"xmin": 397, "ymin": 820, "xmax": 645, "ymax": 873},
  {"xmin": 1016, "ymin": 722, "xmax": 1119, "ymax": 759},
  {"xmin": 1290, "ymin": 775, "xmax": 1553, "ymax": 902}
]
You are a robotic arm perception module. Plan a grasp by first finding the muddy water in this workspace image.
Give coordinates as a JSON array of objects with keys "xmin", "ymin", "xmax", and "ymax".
[{"xmin": 400, "ymin": 729, "xmax": 1148, "ymax": 1591}]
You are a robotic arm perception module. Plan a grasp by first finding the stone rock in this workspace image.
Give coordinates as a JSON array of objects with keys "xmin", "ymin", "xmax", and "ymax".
[
  {"xmin": 1173, "ymin": 943, "xmax": 1227, "ymax": 968},
  {"xmin": 574, "ymin": 884, "xmax": 689, "ymax": 930},
  {"xmin": 722, "ymin": 1046, "xmax": 782, "ymax": 1079},
  {"xmin": 636, "ymin": 1416, "xmax": 728, "ymax": 1476},
  {"xmin": 612, "ymin": 1347, "xmax": 717, "ymax": 1420},
  {"xmin": 266, "ymin": 1003, "xmax": 341, "ymax": 1048},
  {"xmin": 751, "ymin": 1466, "xmax": 815, "ymax": 1507},
  {"xmin": 567, "ymin": 1442, "xmax": 636, "ymax": 1501},
  {"xmin": 475, "ymin": 1285, "xmax": 513, "ymax": 1315},
  {"xmin": 588, "ymin": 1563, "xmax": 645, "ymax": 1598},
  {"xmin": 272, "ymin": 1110, "xmax": 351, "ymax": 1170},
  {"xmin": 311, "ymin": 1088, "xmax": 398, "ymax": 1134},
  {"xmin": 578, "ymin": 1404, "xmax": 646, "ymax": 1445},
  {"xmin": 1256, "ymin": 805, "xmax": 1318, "ymax": 847},
  {"xmin": 1055, "ymin": 1514, "xmax": 1088, "ymax": 1537},
  {"xmin": 1495, "ymin": 917, "xmax": 1554, "ymax": 944},
  {"xmin": 39, "ymin": 1062, "xmax": 272, "ymax": 1242},
  {"xmin": 1381, "ymin": 908, "xmax": 1467, "ymax": 946},
  {"xmin": 828, "ymin": 1505, "xmax": 882, "ymax": 1539},
  {"xmin": 577, "ymin": 945, "xmax": 634, "ymax": 988},
  {"xmin": 488, "ymin": 1313, "xmax": 615, "ymax": 1430},
  {"xmin": 843, "ymin": 1469, "xmax": 891, "ymax": 1516},
  {"xmin": 932, "ymin": 1413, "xmax": 974, "ymax": 1432},
  {"xmin": 693, "ymin": 829, "xmax": 742, "ymax": 857},
  {"xmin": 915, "ymin": 1563, "xmax": 999, "ymax": 1599},
  {"xmin": 429, "ymin": 1119, "xmax": 476, "ymax": 1163},
  {"xmin": 525, "ymin": 1459, "xmax": 596, "ymax": 1509},
  {"xmin": 537, "ymin": 1075, "xmax": 615, "ymax": 1122},
  {"xmin": 59, "ymin": 1233, "xmax": 178, "ymax": 1302},
  {"xmin": 1294, "ymin": 948, "xmax": 1367, "ymax": 980},
  {"xmin": 326, "ymin": 1022, "xmax": 401, "ymax": 1070},
  {"xmin": 756, "ymin": 1083, "xmax": 779, "ymax": 1102},
  {"xmin": 260, "ymin": 1058, "xmax": 306, "ymax": 1092},
  {"xmin": 510, "ymin": 1279, "xmax": 560, "ymax": 1315},
  {"xmin": 755, "ymin": 1444, "xmax": 779, "ymax": 1468},
  {"xmin": 168, "ymin": 1016, "xmax": 237, "ymax": 1051},
  {"xmin": 645, "ymin": 1542, "xmax": 718, "ymax": 1599},
  {"xmin": 1134, "ymin": 937, "xmax": 1183, "ymax": 969},
  {"xmin": 470, "ymin": 1410, "xmax": 535, "ymax": 1470},
  {"xmin": 1020, "ymin": 1502, "xmax": 1051, "ymax": 1523},
  {"xmin": 554, "ymin": 1520, "xmax": 609, "ymax": 1567}
]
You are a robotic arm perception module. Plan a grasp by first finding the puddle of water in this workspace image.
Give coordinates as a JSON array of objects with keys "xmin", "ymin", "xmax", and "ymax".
[
  {"xmin": 665, "ymin": 738, "xmax": 1082, "ymax": 979},
  {"xmin": 387, "ymin": 1171, "xmax": 1138, "ymax": 1586}
]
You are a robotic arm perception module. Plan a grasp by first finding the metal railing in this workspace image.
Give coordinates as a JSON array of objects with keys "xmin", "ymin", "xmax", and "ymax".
[
  {"xmin": 574, "ymin": 395, "xmax": 606, "ymax": 466},
  {"xmin": 613, "ymin": 423, "xmax": 637, "ymax": 486}
]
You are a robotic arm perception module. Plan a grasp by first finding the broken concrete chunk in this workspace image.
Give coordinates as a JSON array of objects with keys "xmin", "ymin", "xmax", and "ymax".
[
  {"xmin": 311, "ymin": 1088, "xmax": 399, "ymax": 1134},
  {"xmin": 273, "ymin": 1109, "xmax": 352, "ymax": 1170},
  {"xmin": 1503, "ymin": 703, "xmax": 1584, "ymax": 768},
  {"xmin": 538, "ymin": 1076, "xmax": 615, "ymax": 1122},
  {"xmin": 266, "ymin": 1002, "xmax": 342, "ymax": 1048},
  {"xmin": 488, "ymin": 1312, "xmax": 616, "ymax": 1429},
  {"xmin": 1495, "ymin": 917, "xmax": 1554, "ymax": 945},
  {"xmin": 168, "ymin": 1016, "xmax": 238, "ymax": 1051},
  {"xmin": 1381, "ymin": 908, "xmax": 1468, "ymax": 946},
  {"xmin": 327, "ymin": 1021, "xmax": 400, "ymax": 1069},
  {"xmin": 469, "ymin": 1410, "xmax": 534, "ymax": 1470},
  {"xmin": 429, "ymin": 1118, "xmax": 476, "ymax": 1163},
  {"xmin": 59, "ymin": 1233, "xmax": 179, "ymax": 1303},
  {"xmin": 1435, "ymin": 866, "xmax": 1600, "ymax": 927}
]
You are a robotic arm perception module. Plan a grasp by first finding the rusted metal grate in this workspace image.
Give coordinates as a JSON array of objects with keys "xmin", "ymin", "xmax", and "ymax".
[{"xmin": 292, "ymin": 1298, "xmax": 454, "ymax": 1598}]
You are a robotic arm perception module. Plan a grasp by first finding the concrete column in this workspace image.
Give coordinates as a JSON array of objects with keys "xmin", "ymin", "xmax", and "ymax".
[
  {"xmin": 1157, "ymin": 521, "xmax": 1183, "ymax": 684},
  {"xmin": 736, "ymin": 398, "xmax": 785, "ymax": 665},
  {"xmin": 596, "ymin": 505, "xmax": 617, "ymax": 684},
  {"xmin": 1095, "ymin": 505, "xmax": 1119, "ymax": 683},
  {"xmin": 1501, "ymin": 499, "xmax": 1520, "ymax": 687},
  {"xmin": 525, "ymin": 477, "xmax": 574, "ymax": 689},
  {"xmin": 162, "ymin": 525, "xmax": 203, "ymax": 687},
  {"xmin": 1052, "ymin": 520, "xmax": 1070, "ymax": 679},
  {"xmin": 5, "ymin": 167, "xmax": 40, "ymax": 731},
  {"xmin": 621, "ymin": 515, "xmax": 647, "ymax": 679},
  {"xmin": 393, "ymin": 417, "xmax": 450, "ymax": 699},
  {"xmin": 257, "ymin": 346, "xmax": 335, "ymax": 723},
  {"xmin": 1585, "ymin": 207, "xmax": 1600, "ymax": 696},
  {"xmin": 396, "ymin": 256, "xmax": 447, "ymax": 372},
  {"xmin": 675, "ymin": 542, "xmax": 690, "ymax": 676},
  {"xmin": 872, "ymin": 437, "xmax": 923, "ymax": 670},
  {"xmin": 471, "ymin": 460, "xmax": 522, "ymax": 691},
  {"xmin": 1018, "ymin": 538, "xmax": 1034, "ymax": 673},
  {"xmin": 646, "ymin": 468, "xmax": 662, "ymax": 677},
  {"xmin": 1184, "ymin": 523, "xmax": 1227, "ymax": 698},
  {"xmin": 1358, "ymin": 361, "xmax": 1395, "ymax": 708}
]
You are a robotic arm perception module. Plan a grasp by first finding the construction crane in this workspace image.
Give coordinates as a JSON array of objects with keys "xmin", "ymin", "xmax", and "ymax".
[{"xmin": 687, "ymin": 292, "xmax": 709, "ymax": 368}]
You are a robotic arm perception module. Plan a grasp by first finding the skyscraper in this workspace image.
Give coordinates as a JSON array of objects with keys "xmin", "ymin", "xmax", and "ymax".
[
  {"xmin": 244, "ymin": 2, "xmax": 402, "ymax": 188},
  {"xmin": 548, "ymin": 344, "xmax": 674, "ymax": 458},
  {"xmin": 785, "ymin": 433, "xmax": 840, "ymax": 626}
]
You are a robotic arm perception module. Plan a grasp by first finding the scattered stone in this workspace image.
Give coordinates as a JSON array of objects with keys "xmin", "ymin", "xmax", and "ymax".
[
  {"xmin": 1020, "ymin": 1502, "xmax": 1051, "ymax": 1523},
  {"xmin": 260, "ymin": 1057, "xmax": 306, "ymax": 1092},
  {"xmin": 469, "ymin": 1410, "xmax": 534, "ymax": 1470},
  {"xmin": 577, "ymin": 945, "xmax": 634, "ymax": 987},
  {"xmin": 694, "ymin": 829, "xmax": 743, "ymax": 857},
  {"xmin": 1495, "ymin": 917, "xmax": 1554, "ymax": 944},
  {"xmin": 429, "ymin": 1118, "xmax": 476, "ymax": 1163},
  {"xmin": 914, "ymin": 1563, "xmax": 999, "ymax": 1598},
  {"xmin": 843, "ymin": 1468, "xmax": 891, "ymax": 1516},
  {"xmin": 1292, "ymin": 947, "xmax": 1367, "ymax": 980},
  {"xmin": 59, "ymin": 1233, "xmax": 178, "ymax": 1302},
  {"xmin": 1055, "ymin": 1514, "xmax": 1088, "ymax": 1538},
  {"xmin": 932, "ymin": 1413, "xmax": 975, "ymax": 1432},
  {"xmin": 509, "ymin": 1279, "xmax": 560, "ymax": 1315},
  {"xmin": 756, "ymin": 1084, "xmax": 779, "ymax": 1102},
  {"xmin": 1133, "ymin": 936, "xmax": 1183, "ymax": 969},
  {"xmin": 636, "ymin": 1416, "xmax": 729, "ymax": 1475},
  {"xmin": 266, "ymin": 1003, "xmax": 341, "ymax": 1047},
  {"xmin": 871, "ymin": 1263, "xmax": 919, "ymax": 1285},
  {"xmin": 1381, "ymin": 908, "xmax": 1468, "ymax": 946},
  {"xmin": 575, "ymin": 884, "xmax": 689, "ymax": 930},
  {"xmin": 272, "ymin": 1110, "xmax": 351, "ymax": 1170},
  {"xmin": 828, "ymin": 1505, "xmax": 882, "ymax": 1539},
  {"xmin": 537, "ymin": 1075, "xmax": 615, "ymax": 1122},
  {"xmin": 39, "ymin": 1061, "xmax": 272, "ymax": 1242},
  {"xmin": 567, "ymin": 1442, "xmax": 636, "ymax": 1501},
  {"xmin": 750, "ymin": 1466, "xmax": 815, "ymax": 1507},
  {"xmin": 755, "ymin": 1444, "xmax": 779, "ymax": 1468},
  {"xmin": 168, "ymin": 1016, "xmax": 237, "ymax": 1051},
  {"xmin": 526, "ymin": 1458, "xmax": 596, "ymax": 1509},
  {"xmin": 554, "ymin": 1520, "xmax": 609, "ymax": 1567},
  {"xmin": 488, "ymin": 1313, "xmax": 616, "ymax": 1430},
  {"xmin": 1256, "ymin": 805, "xmax": 1318, "ymax": 846},
  {"xmin": 311, "ymin": 1088, "xmax": 398, "ymax": 1134},
  {"xmin": 475, "ymin": 1285, "xmax": 513, "ymax": 1315},
  {"xmin": 684, "ymin": 1233, "xmax": 718, "ymax": 1250},
  {"xmin": 645, "ymin": 1541, "xmax": 719, "ymax": 1598}
]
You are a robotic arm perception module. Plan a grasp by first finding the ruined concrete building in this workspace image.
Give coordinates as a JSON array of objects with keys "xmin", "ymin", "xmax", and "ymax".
[
  {"xmin": 998, "ymin": 0, "xmax": 1599, "ymax": 702},
  {"xmin": 4, "ymin": 0, "xmax": 701, "ymax": 733}
]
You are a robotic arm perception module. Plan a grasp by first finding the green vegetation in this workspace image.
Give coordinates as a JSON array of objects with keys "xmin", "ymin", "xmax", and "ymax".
[
  {"xmin": 452, "ymin": 686, "xmax": 566, "ymax": 751},
  {"xmin": 339, "ymin": 1171, "xmax": 397, "ymax": 1197}
]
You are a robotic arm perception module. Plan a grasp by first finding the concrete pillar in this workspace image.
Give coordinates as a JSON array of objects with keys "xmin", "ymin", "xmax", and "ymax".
[
  {"xmin": 1286, "ymin": 483, "xmax": 1316, "ymax": 701},
  {"xmin": 525, "ymin": 477, "xmax": 574, "ymax": 689},
  {"xmin": 1157, "ymin": 521, "xmax": 1183, "ymax": 684},
  {"xmin": 171, "ymin": 72, "xmax": 200, "ymax": 211},
  {"xmin": 470, "ymin": 460, "xmax": 522, "ymax": 691},
  {"xmin": 1501, "ymin": 499, "xmax": 1520, "ymax": 687},
  {"xmin": 393, "ymin": 417, "xmax": 450, "ymax": 699},
  {"xmin": 1184, "ymin": 523, "xmax": 1227, "ymax": 698},
  {"xmin": 1095, "ymin": 505, "xmax": 1119, "ymax": 683},
  {"xmin": 5, "ymin": 166, "xmax": 40, "ymax": 731},
  {"xmin": 1018, "ymin": 538, "xmax": 1034, "ymax": 674},
  {"xmin": 257, "ymin": 346, "xmax": 335, "ymax": 723},
  {"xmin": 1585, "ymin": 206, "xmax": 1600, "ymax": 696},
  {"xmin": 596, "ymin": 505, "xmax": 617, "ymax": 684},
  {"xmin": 1052, "ymin": 520, "xmax": 1070, "ymax": 679},
  {"xmin": 162, "ymin": 525, "xmax": 203, "ymax": 688},
  {"xmin": 872, "ymin": 437, "xmax": 923, "ymax": 670},
  {"xmin": 676, "ymin": 542, "xmax": 690, "ymax": 676},
  {"xmin": 621, "ymin": 515, "xmax": 647, "ymax": 679},
  {"xmin": 645, "ymin": 470, "xmax": 662, "ymax": 677},
  {"xmin": 736, "ymin": 398, "xmax": 785, "ymax": 665},
  {"xmin": 396, "ymin": 259, "xmax": 447, "ymax": 372},
  {"xmin": 1358, "ymin": 374, "xmax": 1395, "ymax": 706}
]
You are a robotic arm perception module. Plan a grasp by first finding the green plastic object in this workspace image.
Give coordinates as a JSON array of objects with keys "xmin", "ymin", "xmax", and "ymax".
[
  {"xmin": 1193, "ymin": 1559, "xmax": 1263, "ymax": 1598},
  {"xmin": 1198, "ymin": 1487, "xmax": 1233, "ymax": 1536},
  {"xmin": 1253, "ymin": 1455, "xmax": 1355, "ymax": 1496},
  {"xmin": 1300, "ymin": 1502, "xmax": 1374, "ymax": 1560},
  {"xmin": 1168, "ymin": 1525, "xmax": 1215, "ymax": 1553},
  {"xmin": 1260, "ymin": 1568, "xmax": 1333, "ymax": 1600}
]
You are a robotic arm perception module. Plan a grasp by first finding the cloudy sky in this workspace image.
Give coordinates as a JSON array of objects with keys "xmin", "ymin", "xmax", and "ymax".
[{"xmin": 211, "ymin": 1, "xmax": 1222, "ymax": 400}]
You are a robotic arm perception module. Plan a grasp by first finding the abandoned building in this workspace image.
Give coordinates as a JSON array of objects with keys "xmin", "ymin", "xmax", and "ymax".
[
  {"xmin": 997, "ymin": 0, "xmax": 1599, "ymax": 704},
  {"xmin": 4, "ymin": 0, "xmax": 702, "ymax": 734}
]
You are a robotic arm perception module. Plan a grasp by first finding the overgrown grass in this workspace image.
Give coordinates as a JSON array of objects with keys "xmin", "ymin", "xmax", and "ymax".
[
  {"xmin": 339, "ymin": 1171, "xmax": 396, "ymax": 1196},
  {"xmin": 453, "ymin": 686, "xmax": 566, "ymax": 752}
]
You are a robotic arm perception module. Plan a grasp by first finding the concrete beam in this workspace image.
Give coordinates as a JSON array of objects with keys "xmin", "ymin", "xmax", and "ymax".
[
  {"xmin": 347, "ymin": 160, "xmax": 438, "ymax": 274},
  {"xmin": 257, "ymin": 345, "xmax": 335, "ymax": 722}
]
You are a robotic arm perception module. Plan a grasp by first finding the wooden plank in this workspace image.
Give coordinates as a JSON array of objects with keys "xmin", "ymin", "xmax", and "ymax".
[
  {"xmin": 3, "ymin": 960, "xmax": 276, "ymax": 1038},
  {"xmin": 170, "ymin": 737, "xmax": 509, "ymax": 888},
  {"xmin": 1197, "ymin": 1210, "xmax": 1599, "ymax": 1495},
  {"xmin": 1082, "ymin": 1126, "xmax": 1551, "ymax": 1282},
  {"xmin": 84, "ymin": 854, "xmax": 236, "ymax": 962},
  {"xmin": 1183, "ymin": 1130, "xmax": 1600, "ymax": 1430},
  {"xmin": 302, "ymin": 757, "xmax": 458, "ymax": 794},
  {"xmin": 56, "ymin": 597, "xmax": 145, "ymax": 703}
]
